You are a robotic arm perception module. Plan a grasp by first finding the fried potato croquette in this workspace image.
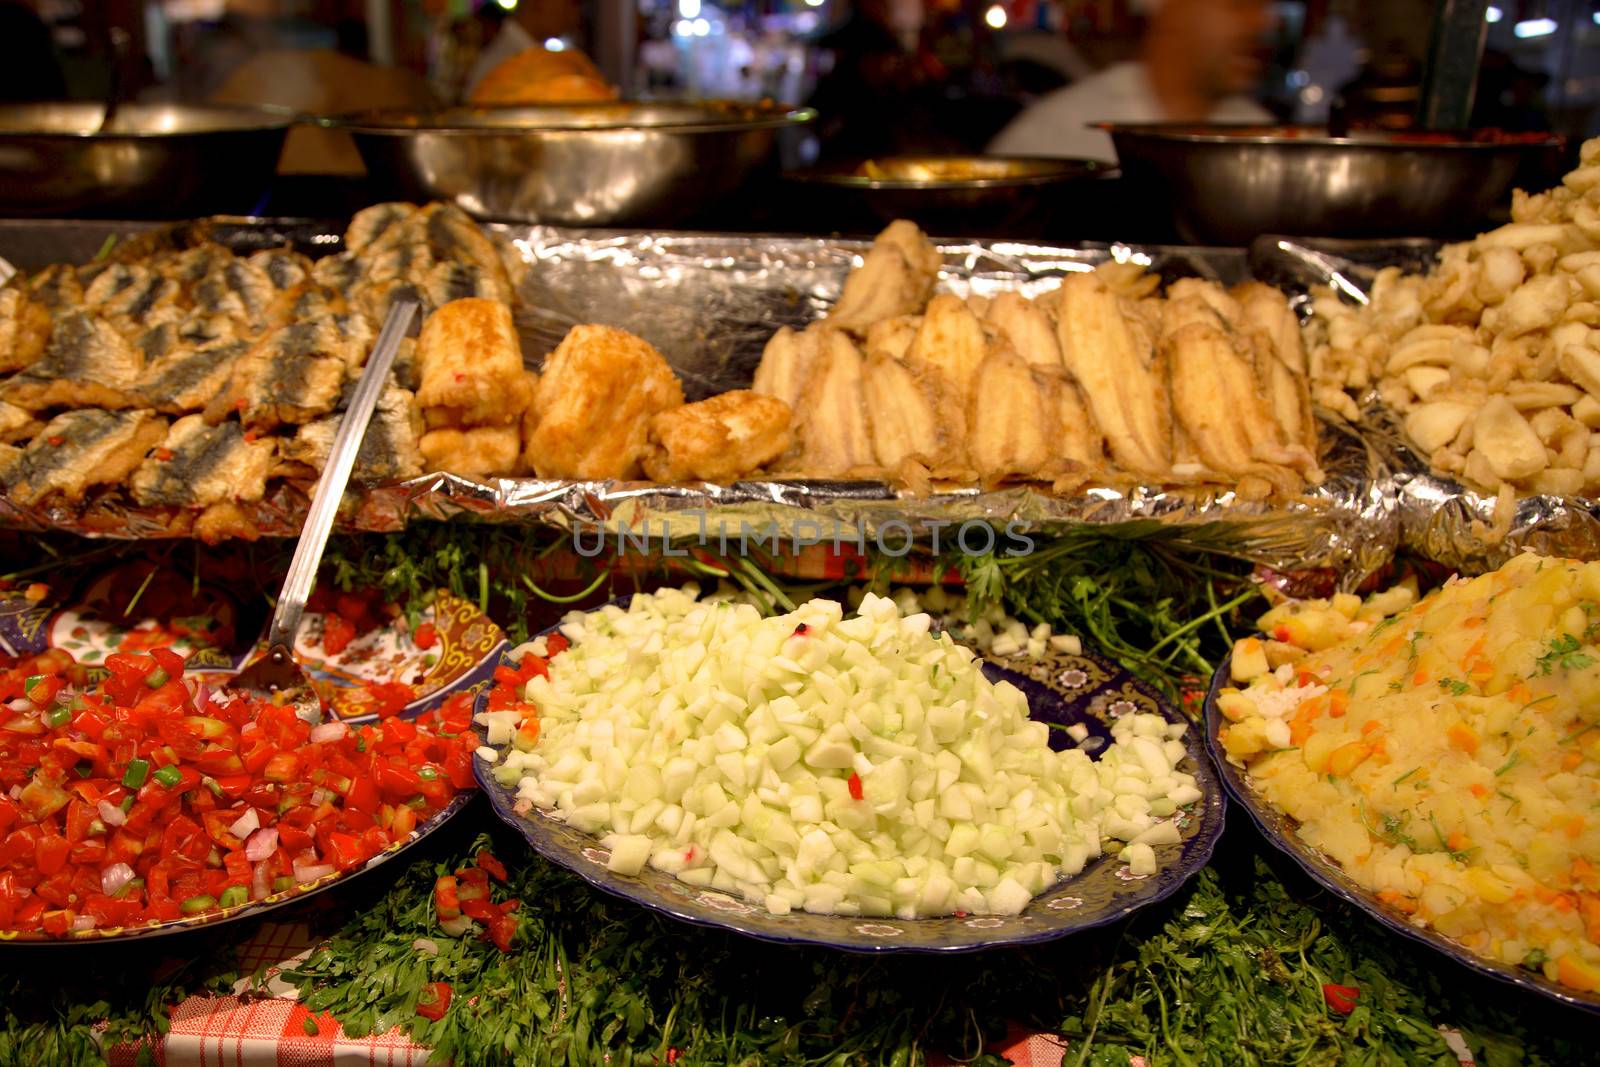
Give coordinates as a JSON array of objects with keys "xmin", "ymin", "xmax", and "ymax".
[
  {"xmin": 526, "ymin": 324, "xmax": 684, "ymax": 479},
  {"xmin": 642, "ymin": 390, "xmax": 792, "ymax": 483},
  {"xmin": 415, "ymin": 297, "xmax": 529, "ymax": 427}
]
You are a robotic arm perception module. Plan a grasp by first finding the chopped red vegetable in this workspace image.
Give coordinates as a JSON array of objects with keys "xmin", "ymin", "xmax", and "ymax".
[
  {"xmin": 432, "ymin": 850, "xmax": 521, "ymax": 951},
  {"xmin": 321, "ymin": 615, "xmax": 357, "ymax": 656},
  {"xmin": 476, "ymin": 850, "xmax": 508, "ymax": 883},
  {"xmin": 0, "ymin": 645, "xmax": 479, "ymax": 937},
  {"xmin": 847, "ymin": 772, "xmax": 864, "ymax": 801},
  {"xmin": 413, "ymin": 622, "xmax": 438, "ymax": 650},
  {"xmin": 415, "ymin": 981, "xmax": 452, "ymax": 1020},
  {"xmin": 1322, "ymin": 982, "xmax": 1361, "ymax": 1014}
]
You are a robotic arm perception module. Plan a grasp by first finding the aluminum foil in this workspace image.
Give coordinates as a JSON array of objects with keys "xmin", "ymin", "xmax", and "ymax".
[
  {"xmin": 0, "ymin": 224, "xmax": 1398, "ymax": 585},
  {"xmin": 1259, "ymin": 236, "xmax": 1600, "ymax": 572}
]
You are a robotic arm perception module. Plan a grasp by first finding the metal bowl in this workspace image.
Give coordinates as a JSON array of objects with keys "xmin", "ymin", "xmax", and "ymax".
[
  {"xmin": 783, "ymin": 155, "xmax": 1113, "ymax": 237},
  {"xmin": 337, "ymin": 101, "xmax": 815, "ymax": 228},
  {"xmin": 0, "ymin": 103, "xmax": 294, "ymax": 218},
  {"xmin": 1106, "ymin": 124, "xmax": 1566, "ymax": 246}
]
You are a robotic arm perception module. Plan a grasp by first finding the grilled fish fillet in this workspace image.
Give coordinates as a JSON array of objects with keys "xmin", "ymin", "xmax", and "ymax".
[
  {"xmin": 0, "ymin": 287, "xmax": 50, "ymax": 373},
  {"xmin": 4, "ymin": 313, "xmax": 144, "ymax": 411},
  {"xmin": 751, "ymin": 325, "xmax": 821, "ymax": 412},
  {"xmin": 281, "ymin": 383, "xmax": 425, "ymax": 486},
  {"xmin": 526, "ymin": 324, "xmax": 684, "ymax": 479},
  {"xmin": 826, "ymin": 220, "xmax": 941, "ymax": 334},
  {"xmin": 421, "ymin": 425, "xmax": 523, "ymax": 478},
  {"xmin": 642, "ymin": 390, "xmax": 792, "ymax": 482},
  {"xmin": 787, "ymin": 328, "xmax": 874, "ymax": 474},
  {"xmin": 415, "ymin": 297, "xmax": 529, "ymax": 427},
  {"xmin": 1054, "ymin": 273, "xmax": 1171, "ymax": 476},
  {"xmin": 130, "ymin": 415, "xmax": 275, "ymax": 507},
  {"xmin": 2, "ymin": 408, "xmax": 166, "ymax": 505},
  {"xmin": 984, "ymin": 291, "xmax": 1062, "ymax": 369},
  {"xmin": 967, "ymin": 343, "xmax": 1055, "ymax": 482}
]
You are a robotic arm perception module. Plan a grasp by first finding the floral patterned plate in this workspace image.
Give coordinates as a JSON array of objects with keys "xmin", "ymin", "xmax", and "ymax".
[
  {"xmin": 1203, "ymin": 657, "xmax": 1600, "ymax": 1015},
  {"xmin": 475, "ymin": 611, "xmax": 1225, "ymax": 953},
  {"xmin": 0, "ymin": 564, "xmax": 504, "ymax": 943}
]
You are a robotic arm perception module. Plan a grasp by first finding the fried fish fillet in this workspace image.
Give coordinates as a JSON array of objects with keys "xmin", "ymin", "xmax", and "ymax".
[
  {"xmin": 206, "ymin": 317, "xmax": 368, "ymax": 430},
  {"xmin": 751, "ymin": 325, "xmax": 821, "ymax": 412},
  {"xmin": 191, "ymin": 258, "xmax": 283, "ymax": 335},
  {"xmin": 862, "ymin": 315, "xmax": 921, "ymax": 363},
  {"xmin": 281, "ymin": 383, "xmax": 425, "ymax": 486},
  {"xmin": 137, "ymin": 339, "xmax": 250, "ymax": 414},
  {"xmin": 967, "ymin": 343, "xmax": 1058, "ymax": 482},
  {"xmin": 421, "ymin": 424, "xmax": 523, "ymax": 478},
  {"xmin": 248, "ymin": 248, "xmax": 314, "ymax": 295},
  {"xmin": 1054, "ymin": 273, "xmax": 1171, "ymax": 476},
  {"xmin": 826, "ymin": 220, "xmax": 941, "ymax": 334},
  {"xmin": 906, "ymin": 294, "xmax": 986, "ymax": 405},
  {"xmin": 415, "ymin": 297, "xmax": 530, "ymax": 427},
  {"xmin": 27, "ymin": 263, "xmax": 82, "ymax": 310},
  {"xmin": 2, "ymin": 408, "xmax": 166, "ymax": 505},
  {"xmin": 1166, "ymin": 278, "xmax": 1241, "ymax": 328},
  {"xmin": 130, "ymin": 414, "xmax": 275, "ymax": 507},
  {"xmin": 641, "ymin": 390, "xmax": 792, "ymax": 482},
  {"xmin": 423, "ymin": 259, "xmax": 514, "ymax": 309},
  {"xmin": 787, "ymin": 328, "xmax": 874, "ymax": 474},
  {"xmin": 3, "ymin": 313, "xmax": 144, "ymax": 411},
  {"xmin": 0, "ymin": 287, "xmax": 50, "ymax": 373},
  {"xmin": 1034, "ymin": 367, "xmax": 1104, "ymax": 471},
  {"xmin": 345, "ymin": 202, "xmax": 421, "ymax": 255},
  {"xmin": 526, "ymin": 324, "xmax": 683, "ymax": 479},
  {"xmin": 0, "ymin": 400, "xmax": 41, "ymax": 444},
  {"xmin": 862, "ymin": 349, "xmax": 943, "ymax": 472},
  {"xmin": 421, "ymin": 203, "xmax": 509, "ymax": 291},
  {"xmin": 984, "ymin": 291, "xmax": 1061, "ymax": 369},
  {"xmin": 1230, "ymin": 281, "xmax": 1306, "ymax": 374},
  {"xmin": 1093, "ymin": 260, "xmax": 1161, "ymax": 301},
  {"xmin": 1164, "ymin": 321, "xmax": 1291, "ymax": 477}
]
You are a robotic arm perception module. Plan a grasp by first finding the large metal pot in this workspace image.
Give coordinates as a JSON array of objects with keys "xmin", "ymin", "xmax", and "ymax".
[
  {"xmin": 337, "ymin": 101, "xmax": 814, "ymax": 227},
  {"xmin": 0, "ymin": 103, "xmax": 294, "ymax": 218},
  {"xmin": 1106, "ymin": 124, "xmax": 1566, "ymax": 246}
]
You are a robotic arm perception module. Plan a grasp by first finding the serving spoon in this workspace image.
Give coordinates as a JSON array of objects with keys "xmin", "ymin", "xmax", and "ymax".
[{"xmin": 229, "ymin": 298, "xmax": 421, "ymax": 719}]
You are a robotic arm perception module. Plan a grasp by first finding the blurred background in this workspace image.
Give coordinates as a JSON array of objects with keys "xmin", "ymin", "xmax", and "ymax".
[
  {"xmin": 4, "ymin": 1, "xmax": 1599, "ymax": 152},
  {"xmin": 0, "ymin": 0, "xmax": 1594, "ymax": 237}
]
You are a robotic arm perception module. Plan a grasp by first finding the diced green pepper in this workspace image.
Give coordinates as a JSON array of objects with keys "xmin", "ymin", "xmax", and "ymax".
[
  {"xmin": 218, "ymin": 886, "xmax": 248, "ymax": 909},
  {"xmin": 272, "ymin": 876, "xmax": 294, "ymax": 893},
  {"xmin": 145, "ymin": 668, "xmax": 169, "ymax": 688},
  {"xmin": 180, "ymin": 894, "xmax": 216, "ymax": 915},
  {"xmin": 122, "ymin": 759, "xmax": 150, "ymax": 789},
  {"xmin": 152, "ymin": 765, "xmax": 183, "ymax": 788}
]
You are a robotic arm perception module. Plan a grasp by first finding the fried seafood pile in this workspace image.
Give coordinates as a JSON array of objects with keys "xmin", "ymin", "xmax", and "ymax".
[
  {"xmin": 752, "ymin": 221, "xmax": 1323, "ymax": 496},
  {"xmin": 1309, "ymin": 136, "xmax": 1600, "ymax": 515},
  {"xmin": 0, "ymin": 202, "xmax": 517, "ymax": 538}
]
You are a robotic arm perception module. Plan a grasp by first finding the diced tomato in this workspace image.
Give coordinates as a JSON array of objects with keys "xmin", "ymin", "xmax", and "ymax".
[
  {"xmin": 361, "ymin": 683, "xmax": 415, "ymax": 718},
  {"xmin": 321, "ymin": 615, "xmax": 357, "ymax": 656},
  {"xmin": 545, "ymin": 634, "xmax": 569, "ymax": 656},
  {"xmin": 434, "ymin": 875, "xmax": 461, "ymax": 920},
  {"xmin": 484, "ymin": 909, "xmax": 517, "ymax": 952},
  {"xmin": 1322, "ymin": 983, "xmax": 1360, "ymax": 1014},
  {"xmin": 34, "ymin": 834, "xmax": 70, "ymax": 876},
  {"xmin": 476, "ymin": 850, "xmax": 507, "ymax": 883},
  {"xmin": 412, "ymin": 622, "xmax": 438, "ymax": 650},
  {"xmin": 415, "ymin": 981, "xmax": 452, "ymax": 1021}
]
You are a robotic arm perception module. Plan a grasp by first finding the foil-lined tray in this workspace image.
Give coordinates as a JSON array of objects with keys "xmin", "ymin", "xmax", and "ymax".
[
  {"xmin": 0, "ymin": 223, "xmax": 1397, "ymax": 584},
  {"xmin": 1254, "ymin": 235, "xmax": 1600, "ymax": 572}
]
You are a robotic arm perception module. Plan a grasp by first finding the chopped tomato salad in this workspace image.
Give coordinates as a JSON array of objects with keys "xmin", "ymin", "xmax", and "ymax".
[{"xmin": 0, "ymin": 646, "xmax": 479, "ymax": 937}]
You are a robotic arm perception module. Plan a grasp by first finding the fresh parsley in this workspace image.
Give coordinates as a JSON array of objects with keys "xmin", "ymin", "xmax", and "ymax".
[
  {"xmin": 1436, "ymin": 677, "xmax": 1471, "ymax": 696},
  {"xmin": 1535, "ymin": 633, "xmax": 1596, "ymax": 675}
]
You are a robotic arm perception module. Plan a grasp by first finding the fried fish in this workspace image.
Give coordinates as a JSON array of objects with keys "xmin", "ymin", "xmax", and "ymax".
[
  {"xmin": 420, "ymin": 424, "xmax": 523, "ymax": 478},
  {"xmin": 0, "ymin": 287, "xmax": 50, "ymax": 373},
  {"xmin": 0, "ymin": 400, "xmax": 41, "ymax": 444},
  {"xmin": 641, "ymin": 390, "xmax": 792, "ymax": 483},
  {"xmin": 206, "ymin": 317, "xmax": 369, "ymax": 430},
  {"xmin": 346, "ymin": 202, "xmax": 421, "ymax": 255},
  {"xmin": 826, "ymin": 220, "xmax": 941, "ymax": 334},
  {"xmin": 4, "ymin": 313, "xmax": 144, "ymax": 411},
  {"xmin": 751, "ymin": 325, "xmax": 821, "ymax": 412},
  {"xmin": 130, "ymin": 414, "xmax": 275, "ymax": 507},
  {"xmin": 786, "ymin": 328, "xmax": 874, "ymax": 475},
  {"xmin": 2, "ymin": 408, "xmax": 166, "ymax": 505},
  {"xmin": 415, "ymin": 297, "xmax": 530, "ymax": 427},
  {"xmin": 525, "ymin": 324, "xmax": 683, "ymax": 479},
  {"xmin": 281, "ymin": 383, "xmax": 425, "ymax": 486},
  {"xmin": 137, "ymin": 339, "xmax": 250, "ymax": 414}
]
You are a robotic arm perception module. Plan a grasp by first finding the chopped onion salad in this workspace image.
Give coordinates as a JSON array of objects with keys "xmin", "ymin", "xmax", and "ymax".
[{"xmin": 480, "ymin": 588, "xmax": 1202, "ymax": 920}]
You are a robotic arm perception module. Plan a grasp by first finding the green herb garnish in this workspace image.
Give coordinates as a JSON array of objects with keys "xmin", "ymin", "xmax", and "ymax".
[
  {"xmin": 1535, "ymin": 633, "xmax": 1595, "ymax": 675},
  {"xmin": 1493, "ymin": 751, "xmax": 1521, "ymax": 776}
]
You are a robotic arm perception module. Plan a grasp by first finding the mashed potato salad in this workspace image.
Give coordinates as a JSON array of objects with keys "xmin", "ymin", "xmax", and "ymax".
[
  {"xmin": 479, "ymin": 587, "xmax": 1203, "ymax": 920},
  {"xmin": 1218, "ymin": 553, "xmax": 1600, "ymax": 994}
]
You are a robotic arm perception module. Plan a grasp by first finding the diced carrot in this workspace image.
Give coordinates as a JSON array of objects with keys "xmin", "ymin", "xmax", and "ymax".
[
  {"xmin": 1463, "ymin": 636, "xmax": 1487, "ymax": 663},
  {"xmin": 1557, "ymin": 954, "xmax": 1600, "ymax": 993},
  {"xmin": 1468, "ymin": 660, "xmax": 1494, "ymax": 682},
  {"xmin": 1469, "ymin": 783, "xmax": 1490, "ymax": 799},
  {"xmin": 1579, "ymin": 894, "xmax": 1600, "ymax": 943},
  {"xmin": 1447, "ymin": 831, "xmax": 1471, "ymax": 852},
  {"xmin": 1328, "ymin": 690, "xmax": 1349, "ymax": 718},
  {"xmin": 1369, "ymin": 736, "xmax": 1387, "ymax": 756},
  {"xmin": 1553, "ymin": 893, "xmax": 1577, "ymax": 913},
  {"xmin": 1377, "ymin": 890, "xmax": 1418, "ymax": 914},
  {"xmin": 1379, "ymin": 634, "xmax": 1407, "ymax": 659},
  {"xmin": 1574, "ymin": 857, "xmax": 1599, "ymax": 891},
  {"xmin": 1448, "ymin": 725, "xmax": 1479, "ymax": 753},
  {"xmin": 1413, "ymin": 669, "xmax": 1429, "ymax": 686},
  {"xmin": 1360, "ymin": 720, "xmax": 1382, "ymax": 736},
  {"xmin": 1507, "ymin": 682, "xmax": 1532, "ymax": 704},
  {"xmin": 1289, "ymin": 719, "xmax": 1315, "ymax": 746},
  {"xmin": 1328, "ymin": 742, "xmax": 1373, "ymax": 777},
  {"xmin": 1565, "ymin": 816, "xmax": 1586, "ymax": 839},
  {"xmin": 1563, "ymin": 751, "xmax": 1582, "ymax": 770},
  {"xmin": 1462, "ymin": 615, "xmax": 1485, "ymax": 628}
]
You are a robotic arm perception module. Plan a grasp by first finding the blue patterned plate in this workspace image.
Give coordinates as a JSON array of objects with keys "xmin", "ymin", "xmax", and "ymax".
[
  {"xmin": 1203, "ymin": 657, "xmax": 1600, "ymax": 1014},
  {"xmin": 475, "ymin": 616, "xmax": 1225, "ymax": 953}
]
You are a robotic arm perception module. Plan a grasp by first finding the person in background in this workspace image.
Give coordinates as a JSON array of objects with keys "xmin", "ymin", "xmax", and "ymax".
[
  {"xmin": 988, "ymin": 0, "xmax": 1273, "ymax": 162},
  {"xmin": 463, "ymin": 0, "xmax": 583, "ymax": 100},
  {"xmin": 0, "ymin": 0, "xmax": 66, "ymax": 101}
]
